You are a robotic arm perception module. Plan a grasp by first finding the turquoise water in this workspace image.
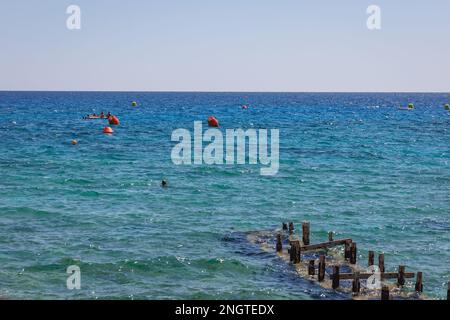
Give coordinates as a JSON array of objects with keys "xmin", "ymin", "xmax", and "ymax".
[{"xmin": 0, "ymin": 91, "xmax": 449, "ymax": 299}]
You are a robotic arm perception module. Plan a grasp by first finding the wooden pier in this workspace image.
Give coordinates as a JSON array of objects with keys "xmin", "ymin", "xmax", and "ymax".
[{"xmin": 245, "ymin": 221, "xmax": 441, "ymax": 300}]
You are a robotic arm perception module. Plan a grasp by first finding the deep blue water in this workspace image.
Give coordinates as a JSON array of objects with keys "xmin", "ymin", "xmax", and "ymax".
[{"xmin": 0, "ymin": 91, "xmax": 449, "ymax": 299}]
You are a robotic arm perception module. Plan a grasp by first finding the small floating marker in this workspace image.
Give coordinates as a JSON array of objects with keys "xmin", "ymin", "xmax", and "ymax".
[
  {"xmin": 71, "ymin": 139, "xmax": 78, "ymax": 145},
  {"xmin": 132, "ymin": 101, "xmax": 138, "ymax": 107},
  {"xmin": 381, "ymin": 285, "xmax": 390, "ymax": 300},
  {"xmin": 308, "ymin": 260, "xmax": 315, "ymax": 276},
  {"xmin": 207, "ymin": 116, "xmax": 219, "ymax": 127},
  {"xmin": 415, "ymin": 272, "xmax": 423, "ymax": 293},
  {"xmin": 302, "ymin": 221, "xmax": 310, "ymax": 245},
  {"xmin": 103, "ymin": 127, "xmax": 114, "ymax": 134},
  {"xmin": 445, "ymin": 104, "xmax": 450, "ymax": 110},
  {"xmin": 407, "ymin": 103, "xmax": 414, "ymax": 110},
  {"xmin": 332, "ymin": 265, "xmax": 340, "ymax": 289},
  {"xmin": 368, "ymin": 250, "xmax": 375, "ymax": 267},
  {"xmin": 288, "ymin": 222, "xmax": 294, "ymax": 235},
  {"xmin": 352, "ymin": 271, "xmax": 361, "ymax": 294},
  {"xmin": 318, "ymin": 254, "xmax": 326, "ymax": 282},
  {"xmin": 276, "ymin": 234, "xmax": 282, "ymax": 252},
  {"xmin": 397, "ymin": 265, "xmax": 406, "ymax": 286},
  {"xmin": 379, "ymin": 253, "xmax": 385, "ymax": 273},
  {"xmin": 350, "ymin": 242, "xmax": 357, "ymax": 264},
  {"xmin": 108, "ymin": 115, "xmax": 120, "ymax": 126},
  {"xmin": 241, "ymin": 105, "xmax": 248, "ymax": 109}
]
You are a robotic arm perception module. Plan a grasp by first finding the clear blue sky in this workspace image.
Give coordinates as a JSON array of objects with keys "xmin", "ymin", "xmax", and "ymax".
[{"xmin": 0, "ymin": 0, "xmax": 449, "ymax": 92}]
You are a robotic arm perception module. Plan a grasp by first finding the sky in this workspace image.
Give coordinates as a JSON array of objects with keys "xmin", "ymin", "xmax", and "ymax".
[{"xmin": 0, "ymin": 0, "xmax": 449, "ymax": 92}]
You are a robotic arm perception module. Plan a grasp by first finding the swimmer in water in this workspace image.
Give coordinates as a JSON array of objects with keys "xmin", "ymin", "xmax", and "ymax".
[{"xmin": 161, "ymin": 180, "xmax": 168, "ymax": 188}]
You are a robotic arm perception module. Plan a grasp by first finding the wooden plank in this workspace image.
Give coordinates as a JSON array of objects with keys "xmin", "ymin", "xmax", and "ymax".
[
  {"xmin": 301, "ymin": 238, "xmax": 352, "ymax": 251},
  {"xmin": 336, "ymin": 272, "xmax": 415, "ymax": 280}
]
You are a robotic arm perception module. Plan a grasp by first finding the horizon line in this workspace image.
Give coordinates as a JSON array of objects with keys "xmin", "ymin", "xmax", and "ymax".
[{"xmin": 0, "ymin": 90, "xmax": 449, "ymax": 94}]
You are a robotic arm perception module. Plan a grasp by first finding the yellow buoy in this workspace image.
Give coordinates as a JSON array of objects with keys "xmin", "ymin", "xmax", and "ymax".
[{"xmin": 71, "ymin": 139, "xmax": 78, "ymax": 145}]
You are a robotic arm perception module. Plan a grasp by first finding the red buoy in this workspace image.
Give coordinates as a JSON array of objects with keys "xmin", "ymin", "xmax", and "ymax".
[
  {"xmin": 207, "ymin": 116, "xmax": 219, "ymax": 127},
  {"xmin": 103, "ymin": 127, "xmax": 114, "ymax": 134},
  {"xmin": 108, "ymin": 115, "xmax": 120, "ymax": 126}
]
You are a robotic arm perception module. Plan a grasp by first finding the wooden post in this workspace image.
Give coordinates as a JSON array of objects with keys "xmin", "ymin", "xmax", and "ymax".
[
  {"xmin": 308, "ymin": 260, "xmax": 315, "ymax": 276},
  {"xmin": 332, "ymin": 266, "xmax": 340, "ymax": 289},
  {"xmin": 414, "ymin": 272, "xmax": 423, "ymax": 293},
  {"xmin": 352, "ymin": 271, "xmax": 361, "ymax": 294},
  {"xmin": 328, "ymin": 231, "xmax": 333, "ymax": 242},
  {"xmin": 350, "ymin": 242, "xmax": 357, "ymax": 264},
  {"xmin": 276, "ymin": 234, "xmax": 282, "ymax": 252},
  {"xmin": 318, "ymin": 254, "xmax": 326, "ymax": 282},
  {"xmin": 290, "ymin": 240, "xmax": 301, "ymax": 264},
  {"xmin": 302, "ymin": 221, "xmax": 310, "ymax": 245},
  {"xmin": 381, "ymin": 285, "xmax": 390, "ymax": 300},
  {"xmin": 282, "ymin": 222, "xmax": 288, "ymax": 231},
  {"xmin": 378, "ymin": 253, "xmax": 385, "ymax": 273},
  {"xmin": 344, "ymin": 240, "xmax": 352, "ymax": 260},
  {"xmin": 289, "ymin": 240, "xmax": 295, "ymax": 262},
  {"xmin": 397, "ymin": 265, "xmax": 405, "ymax": 286},
  {"xmin": 288, "ymin": 222, "xmax": 294, "ymax": 235},
  {"xmin": 368, "ymin": 251, "xmax": 374, "ymax": 267}
]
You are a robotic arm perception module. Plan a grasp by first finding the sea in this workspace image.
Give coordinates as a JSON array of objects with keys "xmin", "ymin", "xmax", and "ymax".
[{"xmin": 0, "ymin": 91, "xmax": 448, "ymax": 299}]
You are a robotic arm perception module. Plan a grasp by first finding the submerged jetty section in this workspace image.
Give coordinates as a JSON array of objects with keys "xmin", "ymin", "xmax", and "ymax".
[{"xmin": 246, "ymin": 221, "xmax": 446, "ymax": 300}]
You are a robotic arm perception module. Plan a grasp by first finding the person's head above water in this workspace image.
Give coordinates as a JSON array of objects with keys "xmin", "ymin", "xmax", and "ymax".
[{"xmin": 161, "ymin": 180, "xmax": 168, "ymax": 188}]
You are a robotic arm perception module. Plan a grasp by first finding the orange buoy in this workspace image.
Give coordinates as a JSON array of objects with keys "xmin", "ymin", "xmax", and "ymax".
[
  {"xmin": 207, "ymin": 116, "xmax": 219, "ymax": 127},
  {"xmin": 103, "ymin": 127, "xmax": 114, "ymax": 134},
  {"xmin": 71, "ymin": 139, "xmax": 78, "ymax": 145},
  {"xmin": 108, "ymin": 115, "xmax": 120, "ymax": 126}
]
